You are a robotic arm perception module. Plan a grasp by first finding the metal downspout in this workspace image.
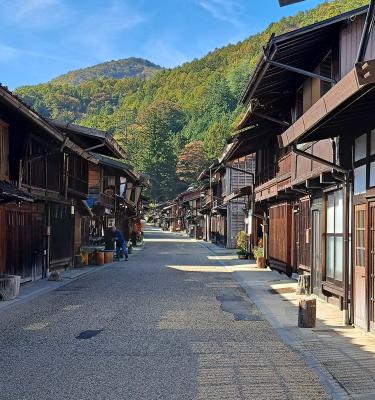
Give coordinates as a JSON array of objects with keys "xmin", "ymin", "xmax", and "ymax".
[
  {"xmin": 342, "ymin": 175, "xmax": 351, "ymax": 326},
  {"xmin": 356, "ymin": 0, "xmax": 375, "ymax": 63}
]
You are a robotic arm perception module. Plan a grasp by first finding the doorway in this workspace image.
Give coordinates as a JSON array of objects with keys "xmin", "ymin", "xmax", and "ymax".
[
  {"xmin": 292, "ymin": 210, "xmax": 299, "ymax": 274},
  {"xmin": 312, "ymin": 207, "xmax": 322, "ymax": 295}
]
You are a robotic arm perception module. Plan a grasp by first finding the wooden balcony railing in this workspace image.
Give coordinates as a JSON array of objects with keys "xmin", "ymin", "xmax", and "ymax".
[
  {"xmin": 277, "ymin": 152, "xmax": 292, "ymax": 176},
  {"xmin": 255, "ymin": 152, "xmax": 292, "ymax": 186},
  {"xmin": 67, "ymin": 174, "xmax": 88, "ymax": 196}
]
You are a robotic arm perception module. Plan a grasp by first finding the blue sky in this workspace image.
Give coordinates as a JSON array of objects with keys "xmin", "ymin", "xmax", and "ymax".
[{"xmin": 0, "ymin": 0, "xmax": 325, "ymax": 89}]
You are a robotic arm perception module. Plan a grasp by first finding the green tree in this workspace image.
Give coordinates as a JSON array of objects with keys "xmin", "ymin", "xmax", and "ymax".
[
  {"xmin": 176, "ymin": 141, "xmax": 207, "ymax": 184},
  {"xmin": 203, "ymin": 122, "xmax": 231, "ymax": 162},
  {"xmin": 134, "ymin": 101, "xmax": 184, "ymax": 201}
]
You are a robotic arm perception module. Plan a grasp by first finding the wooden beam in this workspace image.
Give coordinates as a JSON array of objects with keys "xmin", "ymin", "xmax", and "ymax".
[
  {"xmin": 251, "ymin": 109, "xmax": 291, "ymax": 127},
  {"xmin": 266, "ymin": 59, "xmax": 336, "ymax": 85},
  {"xmin": 320, "ymin": 171, "xmax": 336, "ymax": 184},
  {"xmin": 306, "ymin": 178, "xmax": 321, "ymax": 189},
  {"xmin": 278, "ymin": 66, "xmax": 367, "ymax": 147},
  {"xmin": 290, "ymin": 186, "xmax": 309, "ymax": 195}
]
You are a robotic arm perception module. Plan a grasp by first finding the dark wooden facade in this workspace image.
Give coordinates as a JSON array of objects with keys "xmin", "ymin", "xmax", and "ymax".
[
  {"xmin": 87, "ymin": 153, "xmax": 145, "ymax": 245},
  {"xmin": 0, "ymin": 85, "xmax": 96, "ymax": 281},
  {"xmin": 231, "ymin": 5, "xmax": 375, "ymax": 329},
  {"xmin": 0, "ymin": 87, "xmax": 144, "ymax": 284},
  {"xmin": 51, "ymin": 122, "xmax": 147, "ymax": 252}
]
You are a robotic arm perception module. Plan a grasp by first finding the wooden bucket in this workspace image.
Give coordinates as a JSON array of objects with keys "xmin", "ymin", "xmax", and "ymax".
[
  {"xmin": 104, "ymin": 251, "xmax": 113, "ymax": 264},
  {"xmin": 95, "ymin": 252, "xmax": 105, "ymax": 266}
]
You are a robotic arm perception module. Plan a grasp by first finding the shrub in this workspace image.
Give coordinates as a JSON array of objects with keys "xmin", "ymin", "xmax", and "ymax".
[
  {"xmin": 252, "ymin": 246, "xmax": 264, "ymax": 259},
  {"xmin": 236, "ymin": 231, "xmax": 247, "ymax": 253}
]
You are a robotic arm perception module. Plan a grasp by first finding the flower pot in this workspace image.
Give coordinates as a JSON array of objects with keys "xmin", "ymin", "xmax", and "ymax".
[
  {"xmin": 95, "ymin": 251, "xmax": 105, "ymax": 266},
  {"xmin": 0, "ymin": 274, "xmax": 21, "ymax": 301},
  {"xmin": 256, "ymin": 256, "xmax": 265, "ymax": 268},
  {"xmin": 238, "ymin": 254, "xmax": 247, "ymax": 260},
  {"xmin": 104, "ymin": 251, "xmax": 114, "ymax": 264}
]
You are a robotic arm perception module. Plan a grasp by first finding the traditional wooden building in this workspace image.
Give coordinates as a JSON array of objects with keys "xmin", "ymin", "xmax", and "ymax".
[
  {"xmin": 221, "ymin": 154, "xmax": 255, "ymax": 248},
  {"xmin": 197, "ymin": 154, "xmax": 255, "ymax": 249},
  {"xmin": 88, "ymin": 153, "xmax": 143, "ymax": 243},
  {"xmin": 202, "ymin": 163, "xmax": 228, "ymax": 246},
  {"xmin": 50, "ymin": 121, "xmax": 148, "ymax": 250},
  {"xmin": 177, "ymin": 188, "xmax": 204, "ymax": 239},
  {"xmin": 236, "ymin": 4, "xmax": 375, "ymax": 327},
  {"xmin": 0, "ymin": 85, "xmax": 95, "ymax": 282}
]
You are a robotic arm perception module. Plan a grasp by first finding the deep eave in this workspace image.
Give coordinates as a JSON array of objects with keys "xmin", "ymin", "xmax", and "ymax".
[
  {"xmin": 278, "ymin": 60, "xmax": 375, "ymax": 146},
  {"xmin": 51, "ymin": 120, "xmax": 126, "ymax": 159},
  {"xmin": 238, "ymin": 6, "xmax": 368, "ymax": 130},
  {"xmin": 0, "ymin": 181, "xmax": 33, "ymax": 203},
  {"xmin": 221, "ymin": 122, "xmax": 278, "ymax": 163},
  {"xmin": 92, "ymin": 153, "xmax": 139, "ymax": 182},
  {"xmin": 223, "ymin": 185, "xmax": 252, "ymax": 204},
  {"xmin": 0, "ymin": 86, "xmax": 97, "ymax": 163}
]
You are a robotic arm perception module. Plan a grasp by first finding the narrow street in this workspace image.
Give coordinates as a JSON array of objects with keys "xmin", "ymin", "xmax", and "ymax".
[{"xmin": 0, "ymin": 226, "xmax": 330, "ymax": 400}]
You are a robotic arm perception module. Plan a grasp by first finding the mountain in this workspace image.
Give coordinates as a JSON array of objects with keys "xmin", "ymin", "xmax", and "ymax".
[
  {"xmin": 15, "ymin": 0, "xmax": 368, "ymax": 200},
  {"xmin": 50, "ymin": 57, "xmax": 163, "ymax": 85}
]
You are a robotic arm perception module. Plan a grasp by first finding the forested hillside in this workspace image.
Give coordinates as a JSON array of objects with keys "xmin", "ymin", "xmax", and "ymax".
[
  {"xmin": 50, "ymin": 58, "xmax": 162, "ymax": 85},
  {"xmin": 15, "ymin": 0, "xmax": 367, "ymax": 201}
]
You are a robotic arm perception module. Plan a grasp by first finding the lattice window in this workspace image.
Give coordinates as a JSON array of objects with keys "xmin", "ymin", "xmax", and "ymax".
[
  {"xmin": 326, "ymin": 190, "xmax": 344, "ymax": 284},
  {"xmin": 0, "ymin": 121, "xmax": 9, "ymax": 180}
]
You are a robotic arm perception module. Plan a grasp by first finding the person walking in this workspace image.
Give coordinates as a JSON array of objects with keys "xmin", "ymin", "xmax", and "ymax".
[{"xmin": 111, "ymin": 226, "xmax": 128, "ymax": 261}]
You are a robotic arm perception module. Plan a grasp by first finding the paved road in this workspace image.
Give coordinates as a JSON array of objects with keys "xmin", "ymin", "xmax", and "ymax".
[{"xmin": 0, "ymin": 227, "xmax": 329, "ymax": 400}]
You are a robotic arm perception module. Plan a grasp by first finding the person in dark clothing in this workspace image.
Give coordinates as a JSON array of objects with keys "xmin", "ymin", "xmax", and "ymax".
[{"xmin": 111, "ymin": 226, "xmax": 128, "ymax": 261}]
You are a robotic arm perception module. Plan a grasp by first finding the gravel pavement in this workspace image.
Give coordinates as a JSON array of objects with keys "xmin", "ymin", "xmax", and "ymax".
[{"xmin": 0, "ymin": 227, "xmax": 330, "ymax": 400}]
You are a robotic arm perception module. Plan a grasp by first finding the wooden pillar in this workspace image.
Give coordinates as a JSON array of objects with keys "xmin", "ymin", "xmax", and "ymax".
[
  {"xmin": 45, "ymin": 202, "xmax": 51, "ymax": 278},
  {"xmin": 343, "ymin": 176, "xmax": 350, "ymax": 325},
  {"xmin": 263, "ymin": 210, "xmax": 269, "ymax": 263}
]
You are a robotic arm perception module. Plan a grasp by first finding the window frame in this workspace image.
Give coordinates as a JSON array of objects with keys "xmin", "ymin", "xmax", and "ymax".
[
  {"xmin": 325, "ymin": 189, "xmax": 344, "ymax": 287},
  {"xmin": 354, "ymin": 131, "xmax": 375, "ymax": 194}
]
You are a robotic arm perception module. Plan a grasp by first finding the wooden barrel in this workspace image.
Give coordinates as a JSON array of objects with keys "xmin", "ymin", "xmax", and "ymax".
[
  {"xmin": 104, "ymin": 251, "xmax": 113, "ymax": 264},
  {"xmin": 95, "ymin": 251, "xmax": 105, "ymax": 266},
  {"xmin": 0, "ymin": 275, "xmax": 21, "ymax": 301}
]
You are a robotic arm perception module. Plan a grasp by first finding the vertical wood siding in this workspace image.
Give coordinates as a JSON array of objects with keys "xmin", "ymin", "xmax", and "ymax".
[
  {"xmin": 0, "ymin": 208, "xmax": 6, "ymax": 274},
  {"xmin": 0, "ymin": 204, "xmax": 45, "ymax": 281},
  {"xmin": 299, "ymin": 198, "xmax": 311, "ymax": 269},
  {"xmin": 269, "ymin": 203, "xmax": 293, "ymax": 274},
  {"xmin": 50, "ymin": 203, "xmax": 73, "ymax": 267},
  {"xmin": 369, "ymin": 203, "xmax": 375, "ymax": 327},
  {"xmin": 340, "ymin": 14, "xmax": 375, "ymax": 77},
  {"xmin": 226, "ymin": 155, "xmax": 255, "ymax": 248}
]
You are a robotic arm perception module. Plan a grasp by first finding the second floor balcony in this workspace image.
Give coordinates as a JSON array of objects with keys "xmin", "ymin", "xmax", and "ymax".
[{"xmin": 256, "ymin": 152, "xmax": 292, "ymax": 187}]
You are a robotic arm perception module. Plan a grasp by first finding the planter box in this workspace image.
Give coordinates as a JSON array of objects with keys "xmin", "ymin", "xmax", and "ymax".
[
  {"xmin": 0, "ymin": 274, "xmax": 21, "ymax": 301},
  {"xmin": 256, "ymin": 257, "xmax": 265, "ymax": 268}
]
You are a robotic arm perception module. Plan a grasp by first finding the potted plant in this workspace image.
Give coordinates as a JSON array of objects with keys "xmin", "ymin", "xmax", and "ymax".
[
  {"xmin": 236, "ymin": 231, "xmax": 248, "ymax": 260},
  {"xmin": 252, "ymin": 246, "xmax": 265, "ymax": 268}
]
